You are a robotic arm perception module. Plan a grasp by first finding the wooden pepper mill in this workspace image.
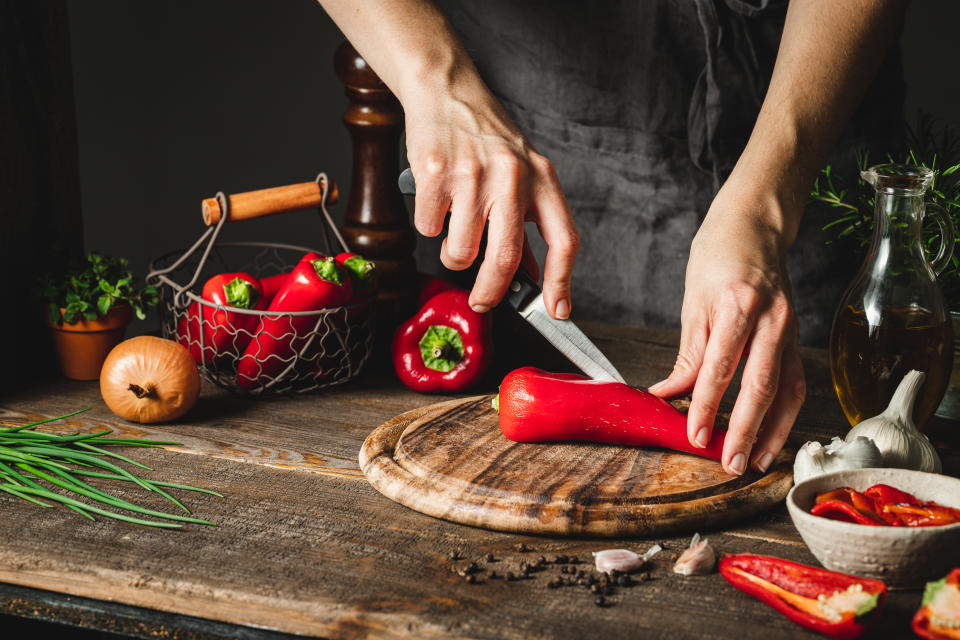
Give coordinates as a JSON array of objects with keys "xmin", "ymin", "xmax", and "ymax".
[{"xmin": 334, "ymin": 41, "xmax": 417, "ymax": 328}]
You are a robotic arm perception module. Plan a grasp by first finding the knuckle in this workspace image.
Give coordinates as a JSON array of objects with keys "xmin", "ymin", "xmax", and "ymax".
[
  {"xmin": 452, "ymin": 158, "xmax": 481, "ymax": 179},
  {"xmin": 673, "ymin": 351, "xmax": 699, "ymax": 374},
  {"xmin": 747, "ymin": 372, "xmax": 779, "ymax": 404},
  {"xmin": 552, "ymin": 228, "xmax": 580, "ymax": 257},
  {"xmin": 691, "ymin": 398, "xmax": 720, "ymax": 420},
  {"xmin": 446, "ymin": 245, "xmax": 476, "ymax": 265},
  {"xmin": 790, "ymin": 376, "xmax": 807, "ymax": 403},
  {"xmin": 705, "ymin": 354, "xmax": 737, "ymax": 382},
  {"xmin": 722, "ymin": 283, "xmax": 761, "ymax": 318}
]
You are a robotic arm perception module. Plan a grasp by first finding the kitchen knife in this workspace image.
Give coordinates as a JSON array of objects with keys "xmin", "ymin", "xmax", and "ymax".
[{"xmin": 398, "ymin": 167, "xmax": 626, "ymax": 383}]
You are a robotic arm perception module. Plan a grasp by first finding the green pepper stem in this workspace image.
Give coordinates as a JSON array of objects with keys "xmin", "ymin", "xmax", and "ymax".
[
  {"xmin": 311, "ymin": 258, "xmax": 344, "ymax": 286},
  {"xmin": 222, "ymin": 277, "xmax": 260, "ymax": 309}
]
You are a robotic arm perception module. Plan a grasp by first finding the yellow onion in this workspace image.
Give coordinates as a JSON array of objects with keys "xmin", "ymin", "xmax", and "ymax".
[{"xmin": 100, "ymin": 336, "xmax": 200, "ymax": 423}]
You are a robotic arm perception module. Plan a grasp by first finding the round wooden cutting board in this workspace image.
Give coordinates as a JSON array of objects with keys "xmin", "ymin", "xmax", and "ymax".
[{"xmin": 360, "ymin": 395, "xmax": 794, "ymax": 537}]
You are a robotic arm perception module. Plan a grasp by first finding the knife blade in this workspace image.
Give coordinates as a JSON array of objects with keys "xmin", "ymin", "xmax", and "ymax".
[{"xmin": 398, "ymin": 168, "xmax": 626, "ymax": 383}]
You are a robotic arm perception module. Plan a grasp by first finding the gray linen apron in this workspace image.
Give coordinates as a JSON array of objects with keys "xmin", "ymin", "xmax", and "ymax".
[{"xmin": 430, "ymin": 0, "xmax": 904, "ymax": 346}]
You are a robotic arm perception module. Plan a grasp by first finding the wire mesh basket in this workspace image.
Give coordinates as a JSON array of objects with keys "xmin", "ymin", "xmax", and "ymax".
[{"xmin": 147, "ymin": 174, "xmax": 374, "ymax": 395}]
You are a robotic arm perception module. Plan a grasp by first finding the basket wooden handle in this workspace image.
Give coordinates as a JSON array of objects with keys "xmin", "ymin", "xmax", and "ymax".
[{"xmin": 201, "ymin": 178, "xmax": 339, "ymax": 226}]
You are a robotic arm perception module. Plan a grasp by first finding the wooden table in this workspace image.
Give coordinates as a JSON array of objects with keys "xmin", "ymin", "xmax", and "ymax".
[{"xmin": 1, "ymin": 323, "xmax": 956, "ymax": 639}]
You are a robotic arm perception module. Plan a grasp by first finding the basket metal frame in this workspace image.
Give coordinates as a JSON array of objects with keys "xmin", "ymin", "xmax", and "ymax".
[{"xmin": 146, "ymin": 173, "xmax": 374, "ymax": 395}]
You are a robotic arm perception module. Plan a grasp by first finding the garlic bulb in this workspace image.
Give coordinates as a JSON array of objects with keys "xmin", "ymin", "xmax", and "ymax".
[
  {"xmin": 793, "ymin": 436, "xmax": 884, "ymax": 484},
  {"xmin": 673, "ymin": 533, "xmax": 715, "ymax": 576},
  {"xmin": 845, "ymin": 370, "xmax": 942, "ymax": 473}
]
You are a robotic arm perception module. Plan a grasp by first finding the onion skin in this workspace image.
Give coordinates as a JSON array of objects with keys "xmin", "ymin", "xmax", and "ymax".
[{"xmin": 100, "ymin": 336, "xmax": 200, "ymax": 423}]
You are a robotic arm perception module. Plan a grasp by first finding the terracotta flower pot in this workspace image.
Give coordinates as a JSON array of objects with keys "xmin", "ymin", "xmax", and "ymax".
[{"xmin": 48, "ymin": 304, "xmax": 134, "ymax": 380}]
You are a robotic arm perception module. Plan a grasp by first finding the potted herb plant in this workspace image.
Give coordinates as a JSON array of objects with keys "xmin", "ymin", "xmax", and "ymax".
[
  {"xmin": 43, "ymin": 253, "xmax": 159, "ymax": 380},
  {"xmin": 812, "ymin": 116, "xmax": 960, "ymax": 420}
]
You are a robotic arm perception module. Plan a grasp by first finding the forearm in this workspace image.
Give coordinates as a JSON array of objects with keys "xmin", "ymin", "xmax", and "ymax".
[
  {"xmin": 317, "ymin": 0, "xmax": 490, "ymax": 109},
  {"xmin": 721, "ymin": 0, "xmax": 907, "ymax": 249}
]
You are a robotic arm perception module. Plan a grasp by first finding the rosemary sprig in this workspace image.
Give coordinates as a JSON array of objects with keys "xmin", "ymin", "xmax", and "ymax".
[{"xmin": 0, "ymin": 409, "xmax": 221, "ymax": 528}]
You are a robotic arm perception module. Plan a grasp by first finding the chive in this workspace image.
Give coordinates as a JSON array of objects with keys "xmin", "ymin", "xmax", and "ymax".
[{"xmin": 0, "ymin": 410, "xmax": 218, "ymax": 527}]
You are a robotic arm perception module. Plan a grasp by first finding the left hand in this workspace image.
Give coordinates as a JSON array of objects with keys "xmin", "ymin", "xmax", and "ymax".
[{"xmin": 648, "ymin": 189, "xmax": 806, "ymax": 476}]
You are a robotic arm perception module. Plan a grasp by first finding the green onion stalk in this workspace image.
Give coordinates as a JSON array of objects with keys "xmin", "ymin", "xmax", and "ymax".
[{"xmin": 0, "ymin": 409, "xmax": 220, "ymax": 528}]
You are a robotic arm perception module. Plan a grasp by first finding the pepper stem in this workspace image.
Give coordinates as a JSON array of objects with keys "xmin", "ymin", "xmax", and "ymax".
[
  {"xmin": 311, "ymin": 257, "xmax": 344, "ymax": 286},
  {"xmin": 419, "ymin": 325, "xmax": 465, "ymax": 372},
  {"xmin": 223, "ymin": 277, "xmax": 260, "ymax": 309}
]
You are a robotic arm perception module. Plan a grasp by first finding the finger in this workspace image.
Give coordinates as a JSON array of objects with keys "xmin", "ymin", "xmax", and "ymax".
[
  {"xmin": 440, "ymin": 176, "xmax": 485, "ymax": 271},
  {"xmin": 721, "ymin": 318, "xmax": 787, "ymax": 476},
  {"xmin": 530, "ymin": 161, "xmax": 578, "ymax": 320},
  {"xmin": 750, "ymin": 343, "xmax": 805, "ymax": 473},
  {"xmin": 686, "ymin": 299, "xmax": 756, "ymax": 457},
  {"xmin": 412, "ymin": 161, "xmax": 450, "ymax": 238},
  {"xmin": 469, "ymin": 200, "xmax": 526, "ymax": 312},
  {"xmin": 647, "ymin": 311, "xmax": 708, "ymax": 399},
  {"xmin": 520, "ymin": 232, "xmax": 540, "ymax": 283}
]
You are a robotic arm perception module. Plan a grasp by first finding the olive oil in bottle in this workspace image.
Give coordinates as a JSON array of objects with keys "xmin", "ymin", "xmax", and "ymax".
[
  {"xmin": 828, "ymin": 164, "xmax": 955, "ymax": 432},
  {"xmin": 830, "ymin": 306, "xmax": 952, "ymax": 428}
]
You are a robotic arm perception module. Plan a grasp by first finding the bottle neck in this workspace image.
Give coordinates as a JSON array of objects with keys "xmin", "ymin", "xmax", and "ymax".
[{"xmin": 872, "ymin": 190, "xmax": 925, "ymax": 258}]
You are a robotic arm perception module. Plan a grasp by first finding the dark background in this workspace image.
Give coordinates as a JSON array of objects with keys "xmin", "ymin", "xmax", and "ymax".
[{"xmin": 64, "ymin": 0, "xmax": 960, "ymax": 336}]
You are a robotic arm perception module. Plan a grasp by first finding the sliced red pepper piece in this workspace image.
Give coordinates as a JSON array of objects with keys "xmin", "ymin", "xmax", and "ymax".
[
  {"xmin": 884, "ymin": 504, "xmax": 960, "ymax": 527},
  {"xmin": 913, "ymin": 568, "xmax": 960, "ymax": 639},
  {"xmin": 719, "ymin": 554, "xmax": 886, "ymax": 639},
  {"xmin": 864, "ymin": 483, "xmax": 920, "ymax": 507},
  {"xmin": 811, "ymin": 500, "xmax": 887, "ymax": 526}
]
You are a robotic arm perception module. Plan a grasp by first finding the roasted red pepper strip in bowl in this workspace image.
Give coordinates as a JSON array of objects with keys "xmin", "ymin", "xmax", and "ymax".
[
  {"xmin": 495, "ymin": 366, "xmax": 725, "ymax": 460},
  {"xmin": 392, "ymin": 289, "xmax": 492, "ymax": 393},
  {"xmin": 913, "ymin": 568, "xmax": 960, "ymax": 640},
  {"xmin": 719, "ymin": 553, "xmax": 886, "ymax": 639},
  {"xmin": 811, "ymin": 484, "xmax": 960, "ymax": 527}
]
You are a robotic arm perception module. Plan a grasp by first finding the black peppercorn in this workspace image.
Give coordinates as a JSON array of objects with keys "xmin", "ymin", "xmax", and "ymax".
[
  {"xmin": 485, "ymin": 553, "xmax": 495, "ymax": 562},
  {"xmin": 594, "ymin": 595, "xmax": 606, "ymax": 607},
  {"xmin": 506, "ymin": 571, "xmax": 516, "ymax": 581},
  {"xmin": 589, "ymin": 583, "xmax": 601, "ymax": 594},
  {"xmin": 489, "ymin": 571, "xmax": 499, "ymax": 579},
  {"xmin": 465, "ymin": 574, "xmax": 477, "ymax": 584},
  {"xmin": 516, "ymin": 543, "xmax": 528, "ymax": 552},
  {"xmin": 570, "ymin": 556, "xmax": 580, "ymax": 564},
  {"xmin": 639, "ymin": 572, "xmax": 651, "ymax": 582}
]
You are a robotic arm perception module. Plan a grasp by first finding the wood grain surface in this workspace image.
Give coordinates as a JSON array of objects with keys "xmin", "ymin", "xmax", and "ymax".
[
  {"xmin": 361, "ymin": 395, "xmax": 794, "ymax": 536},
  {"xmin": 0, "ymin": 323, "xmax": 955, "ymax": 639}
]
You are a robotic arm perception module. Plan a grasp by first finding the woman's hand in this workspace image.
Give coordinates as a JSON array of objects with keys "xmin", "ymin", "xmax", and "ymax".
[
  {"xmin": 648, "ymin": 189, "xmax": 806, "ymax": 476},
  {"xmin": 403, "ymin": 85, "xmax": 579, "ymax": 319}
]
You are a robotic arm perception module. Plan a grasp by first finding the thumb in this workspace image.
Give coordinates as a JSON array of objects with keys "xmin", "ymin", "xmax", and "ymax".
[{"xmin": 647, "ymin": 322, "xmax": 707, "ymax": 399}]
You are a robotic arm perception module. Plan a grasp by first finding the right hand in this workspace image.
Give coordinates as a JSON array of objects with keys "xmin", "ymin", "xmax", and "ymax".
[{"xmin": 403, "ymin": 88, "xmax": 579, "ymax": 320}]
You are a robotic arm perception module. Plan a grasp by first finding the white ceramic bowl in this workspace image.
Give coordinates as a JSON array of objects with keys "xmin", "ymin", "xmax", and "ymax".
[{"xmin": 787, "ymin": 468, "xmax": 960, "ymax": 589}]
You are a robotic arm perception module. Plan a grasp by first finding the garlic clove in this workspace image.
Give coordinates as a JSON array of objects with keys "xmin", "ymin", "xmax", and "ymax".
[
  {"xmin": 673, "ymin": 533, "xmax": 715, "ymax": 576},
  {"xmin": 593, "ymin": 544, "xmax": 661, "ymax": 574}
]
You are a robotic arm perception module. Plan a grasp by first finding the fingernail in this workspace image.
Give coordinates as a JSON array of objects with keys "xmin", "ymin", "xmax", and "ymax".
[
  {"xmin": 729, "ymin": 452, "xmax": 746, "ymax": 476},
  {"xmin": 754, "ymin": 452, "xmax": 774, "ymax": 473},
  {"xmin": 647, "ymin": 379, "xmax": 668, "ymax": 392},
  {"xmin": 694, "ymin": 427, "xmax": 710, "ymax": 448},
  {"xmin": 554, "ymin": 299, "xmax": 570, "ymax": 319},
  {"xmin": 471, "ymin": 304, "xmax": 490, "ymax": 313}
]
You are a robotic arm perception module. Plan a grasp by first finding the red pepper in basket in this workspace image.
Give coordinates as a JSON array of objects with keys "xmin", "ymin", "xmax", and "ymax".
[
  {"xmin": 719, "ymin": 553, "xmax": 886, "ymax": 639},
  {"xmin": 335, "ymin": 252, "xmax": 377, "ymax": 302},
  {"xmin": 260, "ymin": 272, "xmax": 290, "ymax": 307},
  {"xmin": 392, "ymin": 289, "xmax": 492, "ymax": 392},
  {"xmin": 237, "ymin": 253, "xmax": 351, "ymax": 389},
  {"xmin": 913, "ymin": 568, "xmax": 960, "ymax": 639},
  {"xmin": 177, "ymin": 272, "xmax": 265, "ymax": 365},
  {"xmin": 495, "ymin": 367, "xmax": 725, "ymax": 461}
]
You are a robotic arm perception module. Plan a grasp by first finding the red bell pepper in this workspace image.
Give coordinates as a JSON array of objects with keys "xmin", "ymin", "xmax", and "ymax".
[
  {"xmin": 176, "ymin": 272, "xmax": 265, "ymax": 365},
  {"xmin": 913, "ymin": 568, "xmax": 960, "ymax": 640},
  {"xmin": 237, "ymin": 253, "xmax": 352, "ymax": 389},
  {"xmin": 812, "ymin": 484, "xmax": 960, "ymax": 527},
  {"xmin": 392, "ymin": 289, "xmax": 492, "ymax": 392},
  {"xmin": 335, "ymin": 252, "xmax": 377, "ymax": 302},
  {"xmin": 863, "ymin": 483, "xmax": 920, "ymax": 508},
  {"xmin": 417, "ymin": 273, "xmax": 458, "ymax": 308},
  {"xmin": 260, "ymin": 272, "xmax": 291, "ymax": 307},
  {"xmin": 495, "ymin": 367, "xmax": 725, "ymax": 461},
  {"xmin": 883, "ymin": 504, "xmax": 960, "ymax": 527},
  {"xmin": 719, "ymin": 553, "xmax": 886, "ymax": 639}
]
